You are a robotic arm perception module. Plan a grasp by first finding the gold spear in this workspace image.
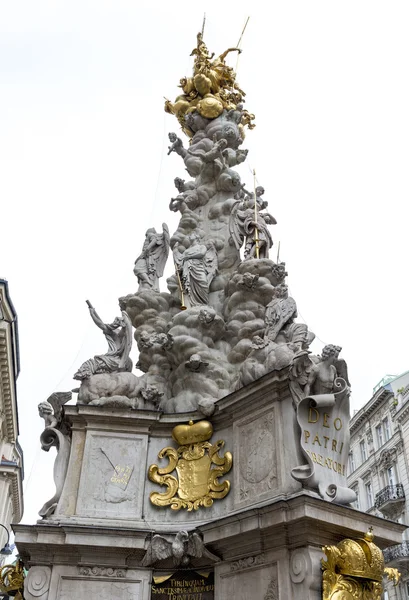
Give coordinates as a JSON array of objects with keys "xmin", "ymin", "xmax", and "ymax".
[{"xmin": 174, "ymin": 261, "xmax": 187, "ymax": 310}]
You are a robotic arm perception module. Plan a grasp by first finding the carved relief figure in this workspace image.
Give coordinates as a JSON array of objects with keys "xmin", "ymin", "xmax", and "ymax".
[
  {"xmin": 133, "ymin": 224, "xmax": 170, "ymax": 292},
  {"xmin": 74, "ymin": 302, "xmax": 133, "ymax": 381},
  {"xmin": 173, "ymin": 232, "xmax": 218, "ymax": 307},
  {"xmin": 142, "ymin": 530, "xmax": 220, "ymax": 567}
]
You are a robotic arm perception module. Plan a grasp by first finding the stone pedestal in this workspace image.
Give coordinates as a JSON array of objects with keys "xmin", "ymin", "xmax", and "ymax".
[{"xmin": 14, "ymin": 371, "xmax": 406, "ymax": 599}]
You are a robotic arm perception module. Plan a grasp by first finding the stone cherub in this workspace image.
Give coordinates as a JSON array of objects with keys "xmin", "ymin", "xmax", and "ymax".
[
  {"xmin": 133, "ymin": 224, "xmax": 170, "ymax": 292},
  {"xmin": 185, "ymin": 354, "xmax": 209, "ymax": 371},
  {"xmin": 304, "ymin": 344, "xmax": 342, "ymax": 397},
  {"xmin": 167, "ymin": 132, "xmax": 187, "ymax": 157}
]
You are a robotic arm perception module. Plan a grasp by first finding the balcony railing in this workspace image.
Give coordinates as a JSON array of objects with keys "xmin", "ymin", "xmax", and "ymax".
[
  {"xmin": 384, "ymin": 541, "xmax": 409, "ymax": 564},
  {"xmin": 375, "ymin": 484, "xmax": 405, "ymax": 509}
]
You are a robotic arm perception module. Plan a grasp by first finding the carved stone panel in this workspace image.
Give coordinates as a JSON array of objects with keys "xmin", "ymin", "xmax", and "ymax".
[
  {"xmin": 233, "ymin": 407, "xmax": 278, "ymax": 506},
  {"xmin": 76, "ymin": 431, "xmax": 147, "ymax": 519},
  {"xmin": 58, "ymin": 578, "xmax": 142, "ymax": 600},
  {"xmin": 219, "ymin": 561, "xmax": 278, "ymax": 600}
]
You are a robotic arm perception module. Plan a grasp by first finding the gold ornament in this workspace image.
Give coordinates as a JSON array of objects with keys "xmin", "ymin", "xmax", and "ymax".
[
  {"xmin": 164, "ymin": 32, "xmax": 255, "ymax": 137},
  {"xmin": 0, "ymin": 559, "xmax": 25, "ymax": 599},
  {"xmin": 322, "ymin": 528, "xmax": 401, "ymax": 599},
  {"xmin": 148, "ymin": 420, "xmax": 232, "ymax": 511}
]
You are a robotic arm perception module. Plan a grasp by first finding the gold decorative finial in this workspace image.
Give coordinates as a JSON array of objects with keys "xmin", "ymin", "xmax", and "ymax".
[{"xmin": 165, "ymin": 33, "xmax": 255, "ymax": 137}]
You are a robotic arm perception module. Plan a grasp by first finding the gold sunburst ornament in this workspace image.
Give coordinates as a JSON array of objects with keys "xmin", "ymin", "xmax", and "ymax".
[{"xmin": 148, "ymin": 420, "xmax": 232, "ymax": 511}]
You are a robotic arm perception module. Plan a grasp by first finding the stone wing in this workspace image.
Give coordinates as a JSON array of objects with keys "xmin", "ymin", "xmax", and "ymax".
[{"xmin": 142, "ymin": 535, "xmax": 172, "ymax": 566}]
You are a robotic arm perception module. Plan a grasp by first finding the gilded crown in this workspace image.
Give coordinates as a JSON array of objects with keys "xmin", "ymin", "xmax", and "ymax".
[
  {"xmin": 336, "ymin": 530, "xmax": 384, "ymax": 582},
  {"xmin": 172, "ymin": 420, "xmax": 213, "ymax": 445}
]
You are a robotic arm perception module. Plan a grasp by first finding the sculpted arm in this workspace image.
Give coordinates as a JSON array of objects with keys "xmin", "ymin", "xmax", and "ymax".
[
  {"xmin": 304, "ymin": 365, "xmax": 318, "ymax": 398},
  {"xmin": 86, "ymin": 302, "xmax": 106, "ymax": 332}
]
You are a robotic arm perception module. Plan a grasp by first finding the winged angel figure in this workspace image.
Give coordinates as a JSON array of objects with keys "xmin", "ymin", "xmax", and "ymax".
[
  {"xmin": 142, "ymin": 531, "xmax": 220, "ymax": 567},
  {"xmin": 38, "ymin": 392, "xmax": 72, "ymax": 431},
  {"xmin": 134, "ymin": 223, "xmax": 170, "ymax": 292},
  {"xmin": 173, "ymin": 231, "xmax": 218, "ymax": 307}
]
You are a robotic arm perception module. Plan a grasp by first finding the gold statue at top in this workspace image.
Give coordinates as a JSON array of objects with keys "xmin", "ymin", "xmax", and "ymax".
[{"xmin": 165, "ymin": 33, "xmax": 255, "ymax": 137}]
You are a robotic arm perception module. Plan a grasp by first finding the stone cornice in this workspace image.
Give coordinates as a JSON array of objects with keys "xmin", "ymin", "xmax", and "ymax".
[
  {"xmin": 0, "ymin": 328, "xmax": 18, "ymax": 442},
  {"xmin": 350, "ymin": 387, "xmax": 393, "ymax": 434},
  {"xmin": 0, "ymin": 463, "xmax": 24, "ymax": 522}
]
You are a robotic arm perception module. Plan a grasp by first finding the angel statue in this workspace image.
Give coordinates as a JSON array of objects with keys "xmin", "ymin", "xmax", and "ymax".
[
  {"xmin": 73, "ymin": 302, "xmax": 133, "ymax": 381},
  {"xmin": 142, "ymin": 530, "xmax": 220, "ymax": 567},
  {"xmin": 229, "ymin": 190, "xmax": 276, "ymax": 260},
  {"xmin": 133, "ymin": 224, "xmax": 170, "ymax": 292},
  {"xmin": 173, "ymin": 231, "xmax": 218, "ymax": 307}
]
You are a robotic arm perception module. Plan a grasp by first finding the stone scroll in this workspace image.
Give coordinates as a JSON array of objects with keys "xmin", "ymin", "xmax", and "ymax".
[{"xmin": 291, "ymin": 380, "xmax": 357, "ymax": 504}]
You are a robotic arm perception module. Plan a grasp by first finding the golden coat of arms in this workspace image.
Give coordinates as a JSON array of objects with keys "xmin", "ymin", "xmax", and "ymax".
[{"xmin": 148, "ymin": 420, "xmax": 232, "ymax": 511}]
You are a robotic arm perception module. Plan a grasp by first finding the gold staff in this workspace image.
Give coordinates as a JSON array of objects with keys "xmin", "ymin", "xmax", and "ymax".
[
  {"xmin": 174, "ymin": 262, "xmax": 187, "ymax": 310},
  {"xmin": 253, "ymin": 169, "xmax": 260, "ymax": 259}
]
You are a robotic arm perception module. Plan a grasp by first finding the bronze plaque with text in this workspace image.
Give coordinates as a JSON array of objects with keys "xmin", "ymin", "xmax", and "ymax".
[{"xmin": 151, "ymin": 570, "xmax": 214, "ymax": 600}]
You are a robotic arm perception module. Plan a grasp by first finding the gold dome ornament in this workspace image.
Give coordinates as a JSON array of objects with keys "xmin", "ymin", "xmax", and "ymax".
[
  {"xmin": 322, "ymin": 528, "xmax": 401, "ymax": 600},
  {"xmin": 148, "ymin": 420, "xmax": 232, "ymax": 511},
  {"xmin": 164, "ymin": 32, "xmax": 255, "ymax": 137}
]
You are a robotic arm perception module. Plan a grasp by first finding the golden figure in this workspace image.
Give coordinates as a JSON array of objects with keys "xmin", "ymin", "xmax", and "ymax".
[
  {"xmin": 165, "ymin": 33, "xmax": 255, "ymax": 136},
  {"xmin": 148, "ymin": 420, "xmax": 232, "ymax": 511},
  {"xmin": 322, "ymin": 529, "xmax": 400, "ymax": 600}
]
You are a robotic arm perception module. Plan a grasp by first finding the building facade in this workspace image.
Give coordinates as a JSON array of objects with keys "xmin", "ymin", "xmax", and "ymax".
[
  {"xmin": 348, "ymin": 371, "xmax": 409, "ymax": 598},
  {"xmin": 0, "ymin": 280, "xmax": 23, "ymax": 557}
]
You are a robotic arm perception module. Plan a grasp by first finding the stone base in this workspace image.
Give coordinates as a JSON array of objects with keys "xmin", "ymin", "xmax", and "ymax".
[{"xmin": 14, "ymin": 495, "xmax": 405, "ymax": 599}]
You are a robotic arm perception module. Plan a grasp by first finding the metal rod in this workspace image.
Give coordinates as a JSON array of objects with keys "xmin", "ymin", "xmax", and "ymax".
[
  {"xmin": 201, "ymin": 13, "xmax": 206, "ymax": 37},
  {"xmin": 253, "ymin": 169, "xmax": 259, "ymax": 259},
  {"xmin": 174, "ymin": 262, "xmax": 187, "ymax": 310}
]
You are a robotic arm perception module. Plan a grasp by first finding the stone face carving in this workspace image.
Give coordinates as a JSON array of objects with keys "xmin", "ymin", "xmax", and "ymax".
[
  {"xmin": 24, "ymin": 566, "xmax": 51, "ymax": 600},
  {"xmin": 38, "ymin": 392, "xmax": 72, "ymax": 518},
  {"xmin": 133, "ymin": 224, "xmax": 170, "ymax": 292},
  {"xmin": 142, "ymin": 530, "xmax": 220, "ymax": 567}
]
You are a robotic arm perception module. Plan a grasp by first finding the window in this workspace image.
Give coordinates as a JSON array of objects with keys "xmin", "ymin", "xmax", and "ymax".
[
  {"xmin": 349, "ymin": 452, "xmax": 355, "ymax": 473},
  {"xmin": 386, "ymin": 466, "xmax": 395, "ymax": 487},
  {"xmin": 365, "ymin": 482, "xmax": 373, "ymax": 508},
  {"xmin": 376, "ymin": 424, "xmax": 384, "ymax": 448},
  {"xmin": 360, "ymin": 440, "xmax": 367, "ymax": 463},
  {"xmin": 383, "ymin": 417, "xmax": 391, "ymax": 441}
]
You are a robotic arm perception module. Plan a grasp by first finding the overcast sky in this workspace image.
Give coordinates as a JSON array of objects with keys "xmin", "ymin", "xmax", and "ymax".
[{"xmin": 1, "ymin": 1, "xmax": 408, "ymax": 525}]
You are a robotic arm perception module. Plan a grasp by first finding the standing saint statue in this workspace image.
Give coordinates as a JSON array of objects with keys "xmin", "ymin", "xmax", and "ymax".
[
  {"xmin": 73, "ymin": 302, "xmax": 133, "ymax": 381},
  {"xmin": 133, "ymin": 224, "xmax": 170, "ymax": 292},
  {"xmin": 229, "ymin": 188, "xmax": 276, "ymax": 259},
  {"xmin": 173, "ymin": 231, "xmax": 218, "ymax": 307}
]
